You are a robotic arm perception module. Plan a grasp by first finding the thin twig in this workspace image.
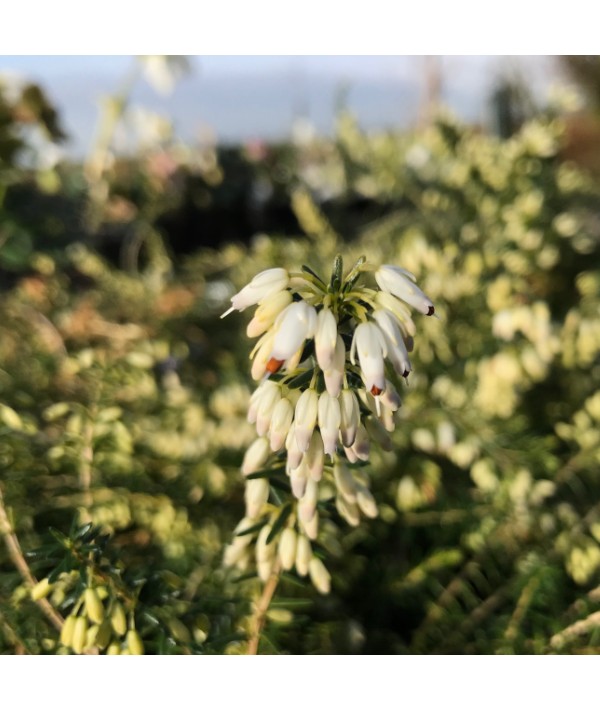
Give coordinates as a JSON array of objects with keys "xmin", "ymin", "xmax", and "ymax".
[
  {"xmin": 550, "ymin": 610, "xmax": 600, "ymax": 650},
  {"xmin": 0, "ymin": 487, "xmax": 64, "ymax": 631},
  {"xmin": 247, "ymin": 561, "xmax": 281, "ymax": 655}
]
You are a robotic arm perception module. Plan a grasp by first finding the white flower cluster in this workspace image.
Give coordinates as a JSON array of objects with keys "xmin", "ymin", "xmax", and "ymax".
[{"xmin": 222, "ymin": 257, "xmax": 435, "ymax": 593}]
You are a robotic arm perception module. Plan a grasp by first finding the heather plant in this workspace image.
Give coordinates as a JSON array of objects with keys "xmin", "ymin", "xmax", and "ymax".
[{"xmin": 2, "ymin": 66, "xmax": 600, "ymax": 654}]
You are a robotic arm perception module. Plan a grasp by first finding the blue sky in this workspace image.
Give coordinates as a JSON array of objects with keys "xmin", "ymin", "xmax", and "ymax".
[{"xmin": 0, "ymin": 56, "xmax": 561, "ymax": 154}]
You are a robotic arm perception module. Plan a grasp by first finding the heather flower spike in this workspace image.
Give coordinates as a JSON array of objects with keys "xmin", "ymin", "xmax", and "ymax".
[{"xmin": 222, "ymin": 255, "xmax": 436, "ymax": 593}]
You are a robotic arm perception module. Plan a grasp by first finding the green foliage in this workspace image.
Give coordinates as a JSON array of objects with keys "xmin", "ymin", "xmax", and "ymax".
[{"xmin": 1, "ymin": 72, "xmax": 600, "ymax": 653}]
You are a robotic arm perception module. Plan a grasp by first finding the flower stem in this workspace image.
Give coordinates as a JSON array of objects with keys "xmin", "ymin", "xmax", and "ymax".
[
  {"xmin": 0, "ymin": 487, "xmax": 64, "ymax": 632},
  {"xmin": 247, "ymin": 561, "xmax": 281, "ymax": 655}
]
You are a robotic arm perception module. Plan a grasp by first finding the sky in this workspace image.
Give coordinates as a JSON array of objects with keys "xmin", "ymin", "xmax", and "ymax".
[{"xmin": 0, "ymin": 56, "xmax": 565, "ymax": 155}]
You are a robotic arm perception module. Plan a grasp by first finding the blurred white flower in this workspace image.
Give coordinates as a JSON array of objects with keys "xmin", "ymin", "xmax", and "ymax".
[{"xmin": 138, "ymin": 55, "xmax": 191, "ymax": 95}]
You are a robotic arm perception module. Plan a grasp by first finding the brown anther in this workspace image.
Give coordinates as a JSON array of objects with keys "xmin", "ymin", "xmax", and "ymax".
[
  {"xmin": 370, "ymin": 385, "xmax": 383, "ymax": 396},
  {"xmin": 266, "ymin": 357, "xmax": 285, "ymax": 374},
  {"xmin": 402, "ymin": 370, "xmax": 410, "ymax": 379},
  {"xmin": 427, "ymin": 305, "xmax": 435, "ymax": 316}
]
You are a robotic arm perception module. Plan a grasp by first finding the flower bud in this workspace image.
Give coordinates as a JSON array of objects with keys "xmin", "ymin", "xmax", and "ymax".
[
  {"xmin": 356, "ymin": 486, "xmax": 378, "ymax": 518},
  {"xmin": 295, "ymin": 535, "xmax": 312, "ymax": 576},
  {"xmin": 242, "ymin": 437, "xmax": 271, "ymax": 476},
  {"xmin": 250, "ymin": 331, "xmax": 276, "ymax": 380},
  {"xmin": 255, "ymin": 382, "xmax": 281, "ymax": 436},
  {"xmin": 336, "ymin": 495, "xmax": 361, "ymax": 527},
  {"xmin": 289, "ymin": 459, "xmax": 308, "ymax": 499},
  {"xmin": 60, "ymin": 615, "xmax": 77, "ymax": 648},
  {"xmin": 315, "ymin": 307, "xmax": 338, "ymax": 371},
  {"xmin": 380, "ymin": 380, "xmax": 401, "ymax": 411},
  {"xmin": 324, "ymin": 336, "xmax": 346, "ymax": 397},
  {"xmin": 294, "ymin": 388, "xmax": 319, "ymax": 452},
  {"xmin": 168, "ymin": 618, "xmax": 192, "ymax": 645},
  {"xmin": 106, "ymin": 642, "xmax": 121, "ymax": 655},
  {"xmin": 85, "ymin": 588, "xmax": 105, "ymax": 625},
  {"xmin": 95, "ymin": 619, "xmax": 113, "ymax": 650},
  {"xmin": 126, "ymin": 629, "xmax": 145, "ymax": 655},
  {"xmin": 344, "ymin": 445, "xmax": 358, "ymax": 463},
  {"xmin": 269, "ymin": 397, "xmax": 294, "ymax": 451},
  {"xmin": 245, "ymin": 477, "xmax": 270, "ymax": 518},
  {"xmin": 111, "ymin": 602, "xmax": 127, "ymax": 637},
  {"xmin": 306, "ymin": 430, "xmax": 324, "ymax": 481},
  {"xmin": 247, "ymin": 381, "xmax": 269, "ymax": 424},
  {"xmin": 285, "ymin": 423, "xmax": 303, "ymax": 470},
  {"xmin": 86, "ymin": 624, "xmax": 100, "ymax": 649},
  {"xmin": 278, "ymin": 528, "xmax": 297, "ymax": 571},
  {"xmin": 334, "ymin": 460, "xmax": 357, "ymax": 503},
  {"xmin": 71, "ymin": 616, "xmax": 88, "ymax": 654},
  {"xmin": 379, "ymin": 406, "xmax": 396, "ymax": 433},
  {"xmin": 223, "ymin": 537, "xmax": 250, "ymax": 567},
  {"xmin": 257, "ymin": 558, "xmax": 274, "ymax": 582},
  {"xmin": 339, "ymin": 390, "xmax": 360, "ymax": 447},
  {"xmin": 301, "ymin": 510, "xmax": 319, "ymax": 540},
  {"xmin": 309, "ymin": 557, "xmax": 331, "ymax": 595},
  {"xmin": 350, "ymin": 424, "xmax": 371, "ymax": 461},
  {"xmin": 318, "ymin": 392, "xmax": 341, "ymax": 456},
  {"xmin": 256, "ymin": 524, "xmax": 276, "ymax": 563},
  {"xmin": 31, "ymin": 578, "xmax": 52, "ymax": 601},
  {"xmin": 298, "ymin": 479, "xmax": 319, "ymax": 523}
]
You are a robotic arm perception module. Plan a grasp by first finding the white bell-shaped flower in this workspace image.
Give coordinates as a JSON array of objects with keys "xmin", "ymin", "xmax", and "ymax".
[
  {"xmin": 270, "ymin": 301, "xmax": 317, "ymax": 362},
  {"xmin": 372, "ymin": 309, "xmax": 411, "ymax": 378},
  {"xmin": 222, "ymin": 268, "xmax": 289, "ymax": 317},
  {"xmin": 350, "ymin": 321, "xmax": 388, "ymax": 395},
  {"xmin": 375, "ymin": 265, "xmax": 435, "ymax": 316}
]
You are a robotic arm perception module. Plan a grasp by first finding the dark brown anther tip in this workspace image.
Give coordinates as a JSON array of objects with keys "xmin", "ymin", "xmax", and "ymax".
[
  {"xmin": 370, "ymin": 385, "xmax": 383, "ymax": 396},
  {"xmin": 427, "ymin": 305, "xmax": 435, "ymax": 316}
]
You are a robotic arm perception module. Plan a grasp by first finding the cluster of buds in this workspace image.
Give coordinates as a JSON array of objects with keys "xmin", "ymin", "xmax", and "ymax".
[
  {"xmin": 222, "ymin": 256, "xmax": 435, "ymax": 593},
  {"xmin": 46, "ymin": 582, "xmax": 144, "ymax": 655}
]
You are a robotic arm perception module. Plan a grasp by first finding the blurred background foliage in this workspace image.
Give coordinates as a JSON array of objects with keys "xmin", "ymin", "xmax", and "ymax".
[{"xmin": 1, "ymin": 56, "xmax": 600, "ymax": 654}]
